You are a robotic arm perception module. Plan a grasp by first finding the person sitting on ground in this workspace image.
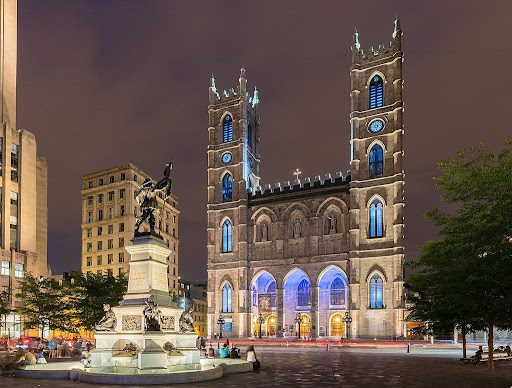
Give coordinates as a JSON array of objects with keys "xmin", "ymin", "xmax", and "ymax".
[
  {"xmin": 207, "ymin": 344, "xmax": 215, "ymax": 358},
  {"xmin": 474, "ymin": 345, "xmax": 483, "ymax": 360},
  {"xmin": 220, "ymin": 344, "xmax": 229, "ymax": 358},
  {"xmin": 35, "ymin": 350, "xmax": 47, "ymax": 364},
  {"xmin": 23, "ymin": 349, "xmax": 37, "ymax": 365},
  {"xmin": 246, "ymin": 345, "xmax": 260, "ymax": 370},
  {"xmin": 230, "ymin": 346, "xmax": 240, "ymax": 359},
  {"xmin": 505, "ymin": 345, "xmax": 511, "ymax": 355}
]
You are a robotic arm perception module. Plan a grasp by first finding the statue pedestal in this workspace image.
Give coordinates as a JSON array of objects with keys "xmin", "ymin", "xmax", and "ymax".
[{"xmin": 91, "ymin": 233, "xmax": 200, "ymax": 373}]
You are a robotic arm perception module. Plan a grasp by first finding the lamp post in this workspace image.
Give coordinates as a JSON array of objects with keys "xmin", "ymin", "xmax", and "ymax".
[
  {"xmin": 295, "ymin": 313, "xmax": 303, "ymax": 340},
  {"xmin": 342, "ymin": 311, "xmax": 353, "ymax": 341},
  {"xmin": 257, "ymin": 313, "xmax": 265, "ymax": 339},
  {"xmin": 217, "ymin": 316, "xmax": 225, "ymax": 339}
]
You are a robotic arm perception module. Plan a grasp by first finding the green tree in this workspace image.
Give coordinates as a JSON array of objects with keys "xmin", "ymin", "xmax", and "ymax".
[
  {"xmin": 15, "ymin": 273, "xmax": 70, "ymax": 333},
  {"xmin": 0, "ymin": 289, "xmax": 11, "ymax": 336},
  {"xmin": 69, "ymin": 271, "xmax": 127, "ymax": 331},
  {"xmin": 406, "ymin": 141, "xmax": 512, "ymax": 371}
]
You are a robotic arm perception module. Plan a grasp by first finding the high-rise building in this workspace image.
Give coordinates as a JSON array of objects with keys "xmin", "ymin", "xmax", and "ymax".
[
  {"xmin": 0, "ymin": 0, "xmax": 49, "ymax": 338},
  {"xmin": 81, "ymin": 163, "xmax": 179, "ymax": 296},
  {"xmin": 207, "ymin": 19, "xmax": 405, "ymax": 339}
]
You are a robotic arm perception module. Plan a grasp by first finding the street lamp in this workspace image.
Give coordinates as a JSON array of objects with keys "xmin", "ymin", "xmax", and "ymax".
[
  {"xmin": 295, "ymin": 313, "xmax": 303, "ymax": 340},
  {"xmin": 217, "ymin": 315, "xmax": 225, "ymax": 339},
  {"xmin": 257, "ymin": 314, "xmax": 265, "ymax": 338},
  {"xmin": 342, "ymin": 311, "xmax": 353, "ymax": 340}
]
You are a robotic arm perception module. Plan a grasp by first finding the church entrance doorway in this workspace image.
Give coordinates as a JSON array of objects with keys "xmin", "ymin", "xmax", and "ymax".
[
  {"xmin": 299, "ymin": 314, "xmax": 311, "ymax": 337},
  {"xmin": 330, "ymin": 313, "xmax": 345, "ymax": 337},
  {"xmin": 267, "ymin": 315, "xmax": 277, "ymax": 336}
]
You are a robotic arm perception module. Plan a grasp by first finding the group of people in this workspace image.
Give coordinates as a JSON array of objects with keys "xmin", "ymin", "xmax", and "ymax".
[
  {"xmin": 0, "ymin": 348, "xmax": 46, "ymax": 373},
  {"xmin": 474, "ymin": 344, "xmax": 512, "ymax": 359},
  {"xmin": 200, "ymin": 338, "xmax": 260, "ymax": 370}
]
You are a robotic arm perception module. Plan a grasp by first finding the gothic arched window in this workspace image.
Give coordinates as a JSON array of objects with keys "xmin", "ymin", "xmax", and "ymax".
[
  {"xmin": 369, "ymin": 274, "xmax": 383, "ymax": 309},
  {"xmin": 267, "ymin": 281, "xmax": 277, "ymax": 307},
  {"xmin": 369, "ymin": 144, "xmax": 383, "ymax": 178},
  {"xmin": 369, "ymin": 199, "xmax": 383, "ymax": 238},
  {"xmin": 297, "ymin": 279, "xmax": 311, "ymax": 306},
  {"xmin": 247, "ymin": 122, "xmax": 252, "ymax": 148},
  {"xmin": 223, "ymin": 115, "xmax": 233, "ymax": 143},
  {"xmin": 222, "ymin": 173, "xmax": 233, "ymax": 202},
  {"xmin": 330, "ymin": 277, "xmax": 345, "ymax": 305},
  {"xmin": 369, "ymin": 75, "xmax": 384, "ymax": 109},
  {"xmin": 222, "ymin": 220, "xmax": 233, "ymax": 253},
  {"xmin": 222, "ymin": 283, "xmax": 233, "ymax": 312}
]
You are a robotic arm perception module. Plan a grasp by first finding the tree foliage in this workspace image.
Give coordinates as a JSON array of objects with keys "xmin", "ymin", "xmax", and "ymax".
[{"xmin": 406, "ymin": 140, "xmax": 512, "ymax": 370}]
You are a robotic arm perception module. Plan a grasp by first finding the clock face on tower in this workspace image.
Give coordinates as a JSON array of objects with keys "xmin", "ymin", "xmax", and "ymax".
[
  {"xmin": 221, "ymin": 152, "xmax": 232, "ymax": 164},
  {"xmin": 369, "ymin": 119, "xmax": 384, "ymax": 133}
]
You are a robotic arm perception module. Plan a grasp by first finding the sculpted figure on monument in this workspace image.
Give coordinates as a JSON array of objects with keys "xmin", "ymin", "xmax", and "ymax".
[
  {"xmin": 179, "ymin": 306, "xmax": 195, "ymax": 333},
  {"xmin": 95, "ymin": 304, "xmax": 117, "ymax": 331},
  {"xmin": 144, "ymin": 302, "xmax": 162, "ymax": 331},
  {"xmin": 135, "ymin": 159, "xmax": 173, "ymax": 234}
]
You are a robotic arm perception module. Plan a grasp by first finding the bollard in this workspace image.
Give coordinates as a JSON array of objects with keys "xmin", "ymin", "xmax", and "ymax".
[
  {"xmin": 407, "ymin": 343, "xmax": 410, "ymax": 353},
  {"xmin": 217, "ymin": 342, "xmax": 220, "ymax": 349},
  {"xmin": 326, "ymin": 344, "xmax": 329, "ymax": 351},
  {"xmin": 286, "ymin": 341, "xmax": 289, "ymax": 348}
]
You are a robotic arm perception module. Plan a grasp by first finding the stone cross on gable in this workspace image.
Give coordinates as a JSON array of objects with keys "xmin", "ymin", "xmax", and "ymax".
[{"xmin": 294, "ymin": 168, "xmax": 302, "ymax": 181}]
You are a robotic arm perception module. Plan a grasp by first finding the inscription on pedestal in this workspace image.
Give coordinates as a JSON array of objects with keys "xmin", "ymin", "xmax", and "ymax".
[
  {"xmin": 122, "ymin": 315, "xmax": 142, "ymax": 331},
  {"xmin": 161, "ymin": 316, "xmax": 175, "ymax": 330},
  {"xmin": 131, "ymin": 269, "xmax": 146, "ymax": 289},
  {"xmin": 154, "ymin": 272, "xmax": 167, "ymax": 290}
]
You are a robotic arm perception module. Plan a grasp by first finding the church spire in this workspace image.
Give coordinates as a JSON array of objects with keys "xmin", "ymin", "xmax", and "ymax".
[
  {"xmin": 1, "ymin": 0, "xmax": 18, "ymax": 129},
  {"xmin": 239, "ymin": 66, "xmax": 247, "ymax": 95},
  {"xmin": 391, "ymin": 15, "xmax": 402, "ymax": 51},
  {"xmin": 392, "ymin": 15, "xmax": 401, "ymax": 39}
]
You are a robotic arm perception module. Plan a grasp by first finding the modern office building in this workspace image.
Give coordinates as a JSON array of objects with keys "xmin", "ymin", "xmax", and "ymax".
[{"xmin": 81, "ymin": 163, "xmax": 179, "ymax": 295}]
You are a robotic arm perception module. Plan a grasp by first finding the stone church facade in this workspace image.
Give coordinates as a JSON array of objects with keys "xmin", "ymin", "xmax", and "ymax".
[{"xmin": 207, "ymin": 19, "xmax": 405, "ymax": 339}]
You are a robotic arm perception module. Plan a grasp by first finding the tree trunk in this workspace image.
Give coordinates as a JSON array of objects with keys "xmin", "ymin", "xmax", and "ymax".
[
  {"xmin": 462, "ymin": 330, "xmax": 467, "ymax": 359},
  {"xmin": 487, "ymin": 322, "xmax": 494, "ymax": 372}
]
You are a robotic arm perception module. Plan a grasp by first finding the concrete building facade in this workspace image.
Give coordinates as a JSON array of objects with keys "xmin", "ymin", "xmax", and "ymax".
[
  {"xmin": 207, "ymin": 19, "xmax": 405, "ymax": 339},
  {"xmin": 81, "ymin": 163, "xmax": 179, "ymax": 296},
  {"xmin": 0, "ymin": 0, "xmax": 49, "ymax": 338}
]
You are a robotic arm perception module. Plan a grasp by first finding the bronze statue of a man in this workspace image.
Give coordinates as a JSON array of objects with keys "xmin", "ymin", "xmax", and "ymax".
[{"xmin": 135, "ymin": 160, "xmax": 173, "ymax": 233}]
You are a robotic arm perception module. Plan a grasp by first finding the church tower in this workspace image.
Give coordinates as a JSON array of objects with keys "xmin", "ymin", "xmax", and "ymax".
[
  {"xmin": 206, "ymin": 69, "xmax": 260, "ymax": 337},
  {"xmin": 348, "ymin": 17, "xmax": 405, "ymax": 337}
]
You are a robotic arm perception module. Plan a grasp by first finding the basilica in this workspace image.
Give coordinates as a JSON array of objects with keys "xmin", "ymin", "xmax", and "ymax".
[{"xmin": 207, "ymin": 18, "xmax": 405, "ymax": 339}]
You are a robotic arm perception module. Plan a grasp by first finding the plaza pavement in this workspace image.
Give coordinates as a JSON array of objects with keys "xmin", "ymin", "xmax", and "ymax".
[{"xmin": 2, "ymin": 346, "xmax": 512, "ymax": 387}]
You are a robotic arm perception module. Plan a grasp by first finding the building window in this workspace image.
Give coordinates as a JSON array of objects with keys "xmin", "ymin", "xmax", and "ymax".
[
  {"xmin": 108, "ymin": 207, "xmax": 113, "ymax": 219},
  {"xmin": 267, "ymin": 281, "xmax": 277, "ymax": 307},
  {"xmin": 10, "ymin": 216, "xmax": 17, "ymax": 250},
  {"xmin": 222, "ymin": 115, "xmax": 233, "ymax": 143},
  {"xmin": 108, "ymin": 224, "xmax": 113, "ymax": 234},
  {"xmin": 97, "ymin": 256, "xmax": 102, "ymax": 265},
  {"xmin": 108, "ymin": 191, "xmax": 114, "ymax": 202},
  {"xmin": 10, "ymin": 143, "xmax": 18, "ymax": 182},
  {"xmin": 97, "ymin": 226, "xmax": 103, "ymax": 236},
  {"xmin": 0, "ymin": 138, "xmax": 3, "ymax": 176},
  {"xmin": 87, "ymin": 228, "xmax": 92, "ymax": 238},
  {"xmin": 98, "ymin": 209, "xmax": 103, "ymax": 221},
  {"xmin": 109, "ymin": 176, "xmax": 114, "ymax": 184},
  {"xmin": 1, "ymin": 261, "xmax": 10, "ymax": 276},
  {"xmin": 172, "ymin": 228, "xmax": 176, "ymax": 237},
  {"xmin": 120, "ymin": 205, "xmax": 125, "ymax": 216},
  {"xmin": 97, "ymin": 241, "xmax": 102, "ymax": 251},
  {"xmin": 369, "ymin": 199, "xmax": 384, "ymax": 238},
  {"xmin": 119, "ymin": 252, "xmax": 124, "ymax": 263},
  {"xmin": 134, "ymin": 174, "xmax": 138, "ymax": 183},
  {"xmin": 120, "ymin": 173, "xmax": 126, "ymax": 181},
  {"xmin": 99, "ymin": 178, "xmax": 104, "ymax": 186},
  {"xmin": 330, "ymin": 277, "xmax": 345, "ymax": 305},
  {"xmin": 165, "ymin": 224, "xmax": 169, "ymax": 234},
  {"xmin": 222, "ymin": 173, "xmax": 232, "ymax": 201},
  {"xmin": 87, "ymin": 196, "xmax": 93, "ymax": 206},
  {"xmin": 119, "ymin": 237, "xmax": 124, "ymax": 247},
  {"xmin": 369, "ymin": 75, "xmax": 384, "ymax": 109},
  {"xmin": 120, "ymin": 189, "xmax": 125, "ymax": 199},
  {"xmin": 369, "ymin": 144, "xmax": 383, "ymax": 178},
  {"xmin": 173, "ymin": 267, "xmax": 176, "ymax": 276},
  {"xmin": 119, "ymin": 223, "xmax": 124, "ymax": 232},
  {"xmin": 297, "ymin": 279, "xmax": 311, "ymax": 306},
  {"xmin": 222, "ymin": 283, "xmax": 233, "ymax": 312},
  {"xmin": 98, "ymin": 194, "xmax": 103, "ymax": 204},
  {"xmin": 222, "ymin": 220, "xmax": 232, "ymax": 253},
  {"xmin": 86, "ymin": 257, "xmax": 92, "ymax": 267},
  {"xmin": 14, "ymin": 263, "xmax": 23, "ymax": 278},
  {"xmin": 107, "ymin": 254, "xmax": 113, "ymax": 264},
  {"xmin": 108, "ymin": 239, "xmax": 113, "ymax": 249},
  {"xmin": 369, "ymin": 274, "xmax": 384, "ymax": 308},
  {"xmin": 118, "ymin": 268, "xmax": 123, "ymax": 275},
  {"xmin": 88, "ymin": 212, "xmax": 93, "ymax": 223},
  {"xmin": 88, "ymin": 181, "xmax": 93, "ymax": 189},
  {"xmin": 86, "ymin": 242, "xmax": 92, "ymax": 252}
]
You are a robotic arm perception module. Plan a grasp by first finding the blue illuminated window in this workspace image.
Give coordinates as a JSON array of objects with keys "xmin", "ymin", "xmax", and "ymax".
[
  {"xmin": 252, "ymin": 286, "xmax": 257, "ymax": 306},
  {"xmin": 369, "ymin": 274, "xmax": 383, "ymax": 309},
  {"xmin": 297, "ymin": 279, "xmax": 311, "ymax": 306},
  {"xmin": 369, "ymin": 199, "xmax": 383, "ymax": 238},
  {"xmin": 222, "ymin": 220, "xmax": 233, "ymax": 253},
  {"xmin": 222, "ymin": 283, "xmax": 233, "ymax": 312},
  {"xmin": 222, "ymin": 174, "xmax": 233, "ymax": 201},
  {"xmin": 369, "ymin": 75, "xmax": 383, "ymax": 109},
  {"xmin": 267, "ymin": 281, "xmax": 277, "ymax": 307},
  {"xmin": 330, "ymin": 277, "xmax": 345, "ymax": 305},
  {"xmin": 247, "ymin": 122, "xmax": 252, "ymax": 148},
  {"xmin": 369, "ymin": 144, "xmax": 383, "ymax": 178},
  {"xmin": 223, "ymin": 115, "xmax": 233, "ymax": 143}
]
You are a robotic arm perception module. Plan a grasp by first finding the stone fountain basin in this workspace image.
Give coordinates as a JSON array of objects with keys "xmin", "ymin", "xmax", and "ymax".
[{"xmin": 14, "ymin": 358, "xmax": 253, "ymax": 385}]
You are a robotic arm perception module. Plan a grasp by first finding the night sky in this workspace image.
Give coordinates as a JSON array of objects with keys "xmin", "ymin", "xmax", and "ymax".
[{"xmin": 15, "ymin": 1, "xmax": 512, "ymax": 281}]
